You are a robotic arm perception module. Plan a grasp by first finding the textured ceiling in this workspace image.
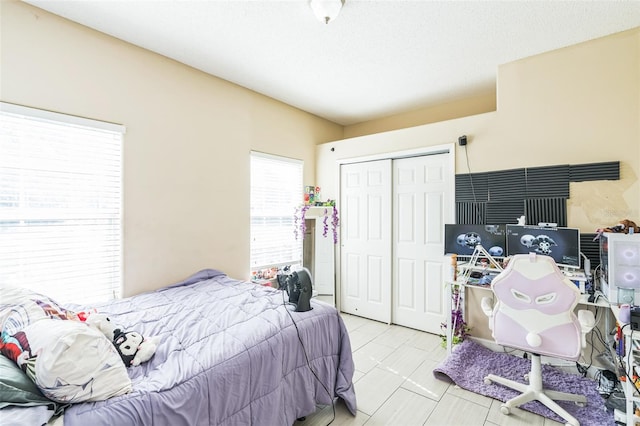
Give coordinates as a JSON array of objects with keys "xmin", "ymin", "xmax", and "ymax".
[{"xmin": 23, "ymin": 0, "xmax": 640, "ymax": 126}]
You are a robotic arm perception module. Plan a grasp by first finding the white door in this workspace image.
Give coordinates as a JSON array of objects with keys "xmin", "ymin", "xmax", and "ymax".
[
  {"xmin": 392, "ymin": 154, "xmax": 451, "ymax": 333},
  {"xmin": 340, "ymin": 160, "xmax": 392, "ymax": 323}
]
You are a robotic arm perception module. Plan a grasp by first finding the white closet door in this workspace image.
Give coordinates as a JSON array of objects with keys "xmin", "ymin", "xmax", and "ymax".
[
  {"xmin": 392, "ymin": 154, "xmax": 450, "ymax": 333},
  {"xmin": 340, "ymin": 160, "xmax": 392, "ymax": 323}
]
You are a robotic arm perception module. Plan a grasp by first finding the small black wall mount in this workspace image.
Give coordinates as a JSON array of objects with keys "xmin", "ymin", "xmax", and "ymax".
[{"xmin": 458, "ymin": 135, "xmax": 467, "ymax": 146}]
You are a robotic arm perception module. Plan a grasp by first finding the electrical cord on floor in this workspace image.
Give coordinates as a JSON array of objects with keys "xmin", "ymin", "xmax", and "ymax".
[
  {"xmin": 576, "ymin": 362, "xmax": 589, "ymax": 377},
  {"xmin": 281, "ymin": 290, "xmax": 336, "ymax": 426}
]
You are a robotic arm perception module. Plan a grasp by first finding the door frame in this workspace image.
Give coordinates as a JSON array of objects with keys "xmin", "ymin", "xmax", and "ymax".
[{"xmin": 334, "ymin": 143, "xmax": 456, "ymax": 317}]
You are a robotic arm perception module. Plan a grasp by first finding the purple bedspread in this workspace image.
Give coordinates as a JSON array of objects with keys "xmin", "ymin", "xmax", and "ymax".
[{"xmin": 63, "ymin": 269, "xmax": 356, "ymax": 425}]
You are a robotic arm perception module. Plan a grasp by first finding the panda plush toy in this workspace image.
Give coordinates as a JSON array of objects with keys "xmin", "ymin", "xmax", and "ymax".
[
  {"xmin": 84, "ymin": 312, "xmax": 159, "ymax": 367},
  {"xmin": 112, "ymin": 329, "xmax": 160, "ymax": 367}
]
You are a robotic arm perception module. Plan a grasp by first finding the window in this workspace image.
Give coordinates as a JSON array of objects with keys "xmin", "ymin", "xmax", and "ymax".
[
  {"xmin": 250, "ymin": 152, "xmax": 303, "ymax": 272},
  {"xmin": 0, "ymin": 102, "xmax": 124, "ymax": 305}
]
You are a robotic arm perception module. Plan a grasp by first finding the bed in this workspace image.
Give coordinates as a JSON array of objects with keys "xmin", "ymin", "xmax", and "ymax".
[{"xmin": 0, "ymin": 269, "xmax": 357, "ymax": 425}]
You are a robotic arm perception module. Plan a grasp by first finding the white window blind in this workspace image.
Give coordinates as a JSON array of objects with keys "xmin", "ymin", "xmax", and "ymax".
[
  {"xmin": 250, "ymin": 152, "xmax": 303, "ymax": 271},
  {"xmin": 0, "ymin": 102, "xmax": 124, "ymax": 305}
]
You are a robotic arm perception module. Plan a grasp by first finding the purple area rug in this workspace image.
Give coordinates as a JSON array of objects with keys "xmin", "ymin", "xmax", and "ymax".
[{"xmin": 433, "ymin": 340, "xmax": 614, "ymax": 426}]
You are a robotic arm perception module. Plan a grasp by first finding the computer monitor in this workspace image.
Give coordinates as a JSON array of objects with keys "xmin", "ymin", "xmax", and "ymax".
[
  {"xmin": 444, "ymin": 224, "xmax": 507, "ymax": 257},
  {"xmin": 505, "ymin": 224, "xmax": 581, "ymax": 269}
]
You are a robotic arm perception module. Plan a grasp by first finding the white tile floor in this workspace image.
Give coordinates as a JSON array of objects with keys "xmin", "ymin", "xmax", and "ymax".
[{"xmin": 295, "ymin": 312, "xmax": 565, "ymax": 426}]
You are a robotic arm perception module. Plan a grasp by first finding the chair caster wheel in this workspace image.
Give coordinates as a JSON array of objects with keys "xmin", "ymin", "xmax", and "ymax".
[
  {"xmin": 484, "ymin": 378, "xmax": 492, "ymax": 385},
  {"xmin": 500, "ymin": 405, "xmax": 510, "ymax": 415}
]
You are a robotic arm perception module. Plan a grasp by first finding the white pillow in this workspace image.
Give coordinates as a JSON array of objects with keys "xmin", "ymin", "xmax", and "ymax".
[
  {"xmin": 22, "ymin": 319, "xmax": 132, "ymax": 403},
  {"xmin": 0, "ymin": 286, "xmax": 131, "ymax": 403},
  {"xmin": 0, "ymin": 286, "xmax": 64, "ymax": 334}
]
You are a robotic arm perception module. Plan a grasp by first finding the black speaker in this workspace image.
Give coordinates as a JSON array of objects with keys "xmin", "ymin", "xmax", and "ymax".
[
  {"xmin": 458, "ymin": 135, "xmax": 467, "ymax": 146},
  {"xmin": 631, "ymin": 306, "xmax": 640, "ymax": 330}
]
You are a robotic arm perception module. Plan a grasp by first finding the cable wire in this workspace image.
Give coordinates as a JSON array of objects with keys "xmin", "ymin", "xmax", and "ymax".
[
  {"xmin": 281, "ymin": 289, "xmax": 336, "ymax": 425},
  {"xmin": 463, "ymin": 144, "xmax": 477, "ymax": 204}
]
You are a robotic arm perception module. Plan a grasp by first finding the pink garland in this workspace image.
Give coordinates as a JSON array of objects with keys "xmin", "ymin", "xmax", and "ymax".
[
  {"xmin": 294, "ymin": 205, "xmax": 311, "ymax": 240},
  {"xmin": 322, "ymin": 209, "xmax": 329, "ymax": 238},
  {"xmin": 331, "ymin": 206, "xmax": 339, "ymax": 244}
]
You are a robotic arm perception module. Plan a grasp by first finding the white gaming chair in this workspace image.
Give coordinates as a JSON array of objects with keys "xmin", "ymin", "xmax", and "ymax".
[{"xmin": 481, "ymin": 253, "xmax": 596, "ymax": 426}]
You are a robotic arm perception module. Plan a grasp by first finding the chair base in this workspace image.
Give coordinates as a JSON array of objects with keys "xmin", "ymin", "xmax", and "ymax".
[{"xmin": 483, "ymin": 354, "xmax": 584, "ymax": 426}]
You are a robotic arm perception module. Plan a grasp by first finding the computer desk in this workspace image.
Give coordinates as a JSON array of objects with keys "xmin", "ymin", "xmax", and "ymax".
[
  {"xmin": 445, "ymin": 280, "xmax": 611, "ymax": 356},
  {"xmin": 445, "ymin": 277, "xmax": 630, "ymax": 420}
]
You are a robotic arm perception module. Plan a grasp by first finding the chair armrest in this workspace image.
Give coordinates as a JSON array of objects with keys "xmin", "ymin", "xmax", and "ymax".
[
  {"xmin": 578, "ymin": 310, "xmax": 595, "ymax": 332},
  {"xmin": 577, "ymin": 309, "xmax": 596, "ymax": 348},
  {"xmin": 481, "ymin": 297, "xmax": 494, "ymax": 318}
]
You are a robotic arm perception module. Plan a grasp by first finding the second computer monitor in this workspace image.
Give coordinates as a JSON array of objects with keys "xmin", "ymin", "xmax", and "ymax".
[{"xmin": 505, "ymin": 224, "xmax": 580, "ymax": 269}]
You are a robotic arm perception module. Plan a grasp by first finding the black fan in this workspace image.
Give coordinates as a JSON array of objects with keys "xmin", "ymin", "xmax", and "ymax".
[{"xmin": 280, "ymin": 268, "xmax": 313, "ymax": 312}]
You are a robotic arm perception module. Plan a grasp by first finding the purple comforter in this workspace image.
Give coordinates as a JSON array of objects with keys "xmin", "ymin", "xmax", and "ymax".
[{"xmin": 63, "ymin": 269, "xmax": 356, "ymax": 425}]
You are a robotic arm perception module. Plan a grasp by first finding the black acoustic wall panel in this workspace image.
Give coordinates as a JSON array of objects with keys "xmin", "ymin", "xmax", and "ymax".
[
  {"xmin": 455, "ymin": 173, "xmax": 488, "ymax": 202},
  {"xmin": 456, "ymin": 202, "xmax": 486, "ymax": 224},
  {"xmin": 569, "ymin": 161, "xmax": 620, "ymax": 182},
  {"xmin": 525, "ymin": 165, "xmax": 570, "ymax": 198},
  {"xmin": 454, "ymin": 161, "xmax": 620, "ymax": 228},
  {"xmin": 455, "ymin": 161, "xmax": 620, "ymax": 205},
  {"xmin": 486, "ymin": 201, "xmax": 524, "ymax": 224},
  {"xmin": 524, "ymin": 198, "xmax": 567, "ymax": 227},
  {"xmin": 487, "ymin": 169, "xmax": 526, "ymax": 201}
]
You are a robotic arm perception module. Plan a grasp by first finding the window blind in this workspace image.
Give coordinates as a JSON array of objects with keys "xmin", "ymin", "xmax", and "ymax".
[
  {"xmin": 250, "ymin": 152, "xmax": 303, "ymax": 271},
  {"xmin": 0, "ymin": 102, "xmax": 124, "ymax": 305}
]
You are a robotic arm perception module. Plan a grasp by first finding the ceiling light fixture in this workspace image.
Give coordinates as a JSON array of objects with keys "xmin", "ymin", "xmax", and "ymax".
[{"xmin": 309, "ymin": 0, "xmax": 344, "ymax": 24}]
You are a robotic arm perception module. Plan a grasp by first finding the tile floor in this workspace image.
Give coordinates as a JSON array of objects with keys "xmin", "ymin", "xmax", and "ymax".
[{"xmin": 295, "ymin": 312, "xmax": 565, "ymax": 426}]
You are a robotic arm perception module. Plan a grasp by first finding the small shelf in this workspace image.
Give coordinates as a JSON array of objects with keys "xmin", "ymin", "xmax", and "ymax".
[{"xmin": 303, "ymin": 206, "xmax": 334, "ymax": 219}]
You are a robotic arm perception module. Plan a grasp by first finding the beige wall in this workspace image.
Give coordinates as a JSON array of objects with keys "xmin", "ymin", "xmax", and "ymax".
[
  {"xmin": 318, "ymin": 27, "xmax": 640, "ymax": 233},
  {"xmin": 496, "ymin": 28, "xmax": 639, "ymax": 228},
  {"xmin": 0, "ymin": 0, "xmax": 343, "ymax": 296},
  {"xmin": 344, "ymin": 90, "xmax": 496, "ymax": 139}
]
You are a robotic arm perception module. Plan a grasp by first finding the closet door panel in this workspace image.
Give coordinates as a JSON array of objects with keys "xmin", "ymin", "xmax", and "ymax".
[
  {"xmin": 393, "ymin": 155, "xmax": 450, "ymax": 333},
  {"xmin": 340, "ymin": 160, "xmax": 392, "ymax": 323},
  {"xmin": 397, "ymin": 258, "xmax": 417, "ymax": 309}
]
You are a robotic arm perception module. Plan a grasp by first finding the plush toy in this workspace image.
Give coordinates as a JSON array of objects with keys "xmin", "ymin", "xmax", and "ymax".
[
  {"xmin": 112, "ymin": 329, "xmax": 160, "ymax": 367},
  {"xmin": 83, "ymin": 312, "xmax": 117, "ymax": 341},
  {"xmin": 595, "ymin": 219, "xmax": 639, "ymax": 240},
  {"xmin": 131, "ymin": 335, "xmax": 160, "ymax": 367},
  {"xmin": 83, "ymin": 312, "xmax": 159, "ymax": 367}
]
